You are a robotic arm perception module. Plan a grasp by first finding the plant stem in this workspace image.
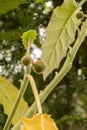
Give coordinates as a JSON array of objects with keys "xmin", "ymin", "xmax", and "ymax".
[
  {"xmin": 25, "ymin": 20, "xmax": 87, "ymax": 117},
  {"xmin": 11, "ymin": 20, "xmax": 87, "ymax": 130},
  {"xmin": 78, "ymin": 0, "xmax": 87, "ymax": 8},
  {"xmin": 26, "ymin": 74, "xmax": 42, "ymax": 114},
  {"xmin": 3, "ymin": 66, "xmax": 30, "ymax": 130}
]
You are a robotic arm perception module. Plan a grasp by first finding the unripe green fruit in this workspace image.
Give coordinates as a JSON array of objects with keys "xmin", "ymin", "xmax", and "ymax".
[
  {"xmin": 21, "ymin": 55, "xmax": 32, "ymax": 66},
  {"xmin": 76, "ymin": 12, "xmax": 84, "ymax": 19},
  {"xmin": 32, "ymin": 60, "xmax": 45, "ymax": 74}
]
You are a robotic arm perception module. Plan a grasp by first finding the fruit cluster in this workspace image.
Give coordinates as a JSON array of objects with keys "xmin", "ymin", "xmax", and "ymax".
[{"xmin": 21, "ymin": 55, "xmax": 45, "ymax": 74}]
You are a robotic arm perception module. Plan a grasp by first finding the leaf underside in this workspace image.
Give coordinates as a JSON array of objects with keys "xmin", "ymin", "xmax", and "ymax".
[
  {"xmin": 0, "ymin": 76, "xmax": 27, "ymax": 124},
  {"xmin": 42, "ymin": 0, "xmax": 81, "ymax": 79}
]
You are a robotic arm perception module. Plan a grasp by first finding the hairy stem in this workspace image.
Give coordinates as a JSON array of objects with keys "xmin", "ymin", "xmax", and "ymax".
[
  {"xmin": 11, "ymin": 20, "xmax": 87, "ymax": 130},
  {"xmin": 25, "ymin": 20, "xmax": 87, "ymax": 117}
]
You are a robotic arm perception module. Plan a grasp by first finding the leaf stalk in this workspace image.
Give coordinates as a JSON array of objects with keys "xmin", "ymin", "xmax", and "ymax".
[{"xmin": 26, "ymin": 74, "xmax": 42, "ymax": 114}]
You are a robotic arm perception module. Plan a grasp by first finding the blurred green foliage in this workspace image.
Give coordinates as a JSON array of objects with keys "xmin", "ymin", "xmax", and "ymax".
[
  {"xmin": 0, "ymin": 0, "xmax": 25, "ymax": 14},
  {"xmin": 0, "ymin": 0, "xmax": 87, "ymax": 130}
]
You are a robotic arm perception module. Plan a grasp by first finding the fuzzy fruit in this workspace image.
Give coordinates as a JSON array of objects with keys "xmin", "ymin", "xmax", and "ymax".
[
  {"xmin": 21, "ymin": 55, "xmax": 32, "ymax": 66},
  {"xmin": 76, "ymin": 12, "xmax": 84, "ymax": 19},
  {"xmin": 32, "ymin": 60, "xmax": 45, "ymax": 74}
]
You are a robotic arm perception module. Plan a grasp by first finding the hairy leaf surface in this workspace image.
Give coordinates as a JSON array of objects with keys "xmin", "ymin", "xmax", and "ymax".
[
  {"xmin": 21, "ymin": 113, "xmax": 59, "ymax": 130},
  {"xmin": 42, "ymin": 0, "xmax": 82, "ymax": 79},
  {"xmin": 0, "ymin": 76, "xmax": 28, "ymax": 124}
]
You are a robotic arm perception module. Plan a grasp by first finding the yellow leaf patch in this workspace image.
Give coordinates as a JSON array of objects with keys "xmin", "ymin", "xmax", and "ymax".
[
  {"xmin": 21, "ymin": 113, "xmax": 59, "ymax": 130},
  {"xmin": 0, "ymin": 76, "xmax": 28, "ymax": 124}
]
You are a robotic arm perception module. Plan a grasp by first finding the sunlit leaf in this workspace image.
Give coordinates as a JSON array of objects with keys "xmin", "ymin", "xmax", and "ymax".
[
  {"xmin": 21, "ymin": 30, "xmax": 38, "ymax": 49},
  {"xmin": 42, "ymin": 0, "xmax": 82, "ymax": 79},
  {"xmin": 21, "ymin": 113, "xmax": 59, "ymax": 130},
  {"xmin": 0, "ymin": 0, "xmax": 25, "ymax": 14},
  {"xmin": 0, "ymin": 76, "xmax": 28, "ymax": 124}
]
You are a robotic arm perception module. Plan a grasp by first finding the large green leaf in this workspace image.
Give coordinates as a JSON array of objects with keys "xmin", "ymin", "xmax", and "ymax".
[
  {"xmin": 42, "ymin": 0, "xmax": 82, "ymax": 79},
  {"xmin": 0, "ymin": 76, "xmax": 28, "ymax": 124},
  {"xmin": 0, "ymin": 0, "xmax": 25, "ymax": 14}
]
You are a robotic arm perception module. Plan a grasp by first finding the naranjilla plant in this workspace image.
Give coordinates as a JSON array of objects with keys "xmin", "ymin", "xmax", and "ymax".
[{"xmin": 0, "ymin": 0, "xmax": 87, "ymax": 130}]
